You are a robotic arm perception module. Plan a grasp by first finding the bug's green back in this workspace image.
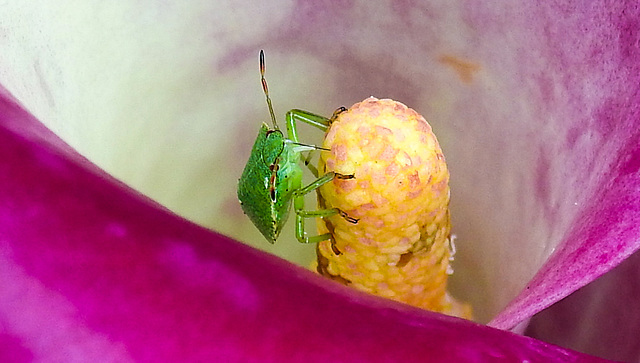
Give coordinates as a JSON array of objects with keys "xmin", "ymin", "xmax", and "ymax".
[{"xmin": 237, "ymin": 123, "xmax": 303, "ymax": 243}]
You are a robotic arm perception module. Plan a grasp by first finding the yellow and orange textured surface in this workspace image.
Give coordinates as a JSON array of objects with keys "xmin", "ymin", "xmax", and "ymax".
[{"xmin": 316, "ymin": 97, "xmax": 472, "ymax": 319}]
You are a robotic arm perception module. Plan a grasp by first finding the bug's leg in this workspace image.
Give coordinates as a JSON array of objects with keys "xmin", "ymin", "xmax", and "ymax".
[
  {"xmin": 295, "ymin": 209, "xmax": 338, "ymax": 244},
  {"xmin": 302, "ymin": 150, "xmax": 320, "ymax": 177},
  {"xmin": 329, "ymin": 106, "xmax": 347, "ymax": 122},
  {"xmin": 285, "ymin": 107, "xmax": 348, "ymax": 142},
  {"xmin": 285, "ymin": 109, "xmax": 331, "ymax": 143},
  {"xmin": 293, "ymin": 171, "xmax": 358, "ymax": 244},
  {"xmin": 287, "ymin": 107, "xmax": 347, "ymax": 176}
]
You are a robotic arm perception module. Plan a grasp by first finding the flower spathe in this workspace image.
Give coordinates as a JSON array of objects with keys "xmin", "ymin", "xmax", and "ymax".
[{"xmin": 1, "ymin": 0, "xmax": 639, "ymax": 361}]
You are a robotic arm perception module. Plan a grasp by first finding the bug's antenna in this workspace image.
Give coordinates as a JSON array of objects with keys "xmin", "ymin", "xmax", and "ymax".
[
  {"xmin": 260, "ymin": 50, "xmax": 279, "ymax": 129},
  {"xmin": 289, "ymin": 141, "xmax": 330, "ymax": 152}
]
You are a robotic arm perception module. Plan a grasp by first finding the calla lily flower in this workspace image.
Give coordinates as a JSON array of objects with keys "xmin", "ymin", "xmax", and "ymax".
[{"xmin": 0, "ymin": 1, "xmax": 638, "ymax": 362}]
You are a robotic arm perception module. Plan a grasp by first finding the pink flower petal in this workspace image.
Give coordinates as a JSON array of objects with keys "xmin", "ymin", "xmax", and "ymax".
[
  {"xmin": 483, "ymin": 2, "xmax": 640, "ymax": 330},
  {"xmin": 1, "ymin": 1, "xmax": 638, "ymax": 360}
]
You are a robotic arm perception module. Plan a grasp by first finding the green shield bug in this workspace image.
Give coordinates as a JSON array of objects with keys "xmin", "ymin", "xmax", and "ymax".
[{"xmin": 237, "ymin": 50, "xmax": 358, "ymax": 244}]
